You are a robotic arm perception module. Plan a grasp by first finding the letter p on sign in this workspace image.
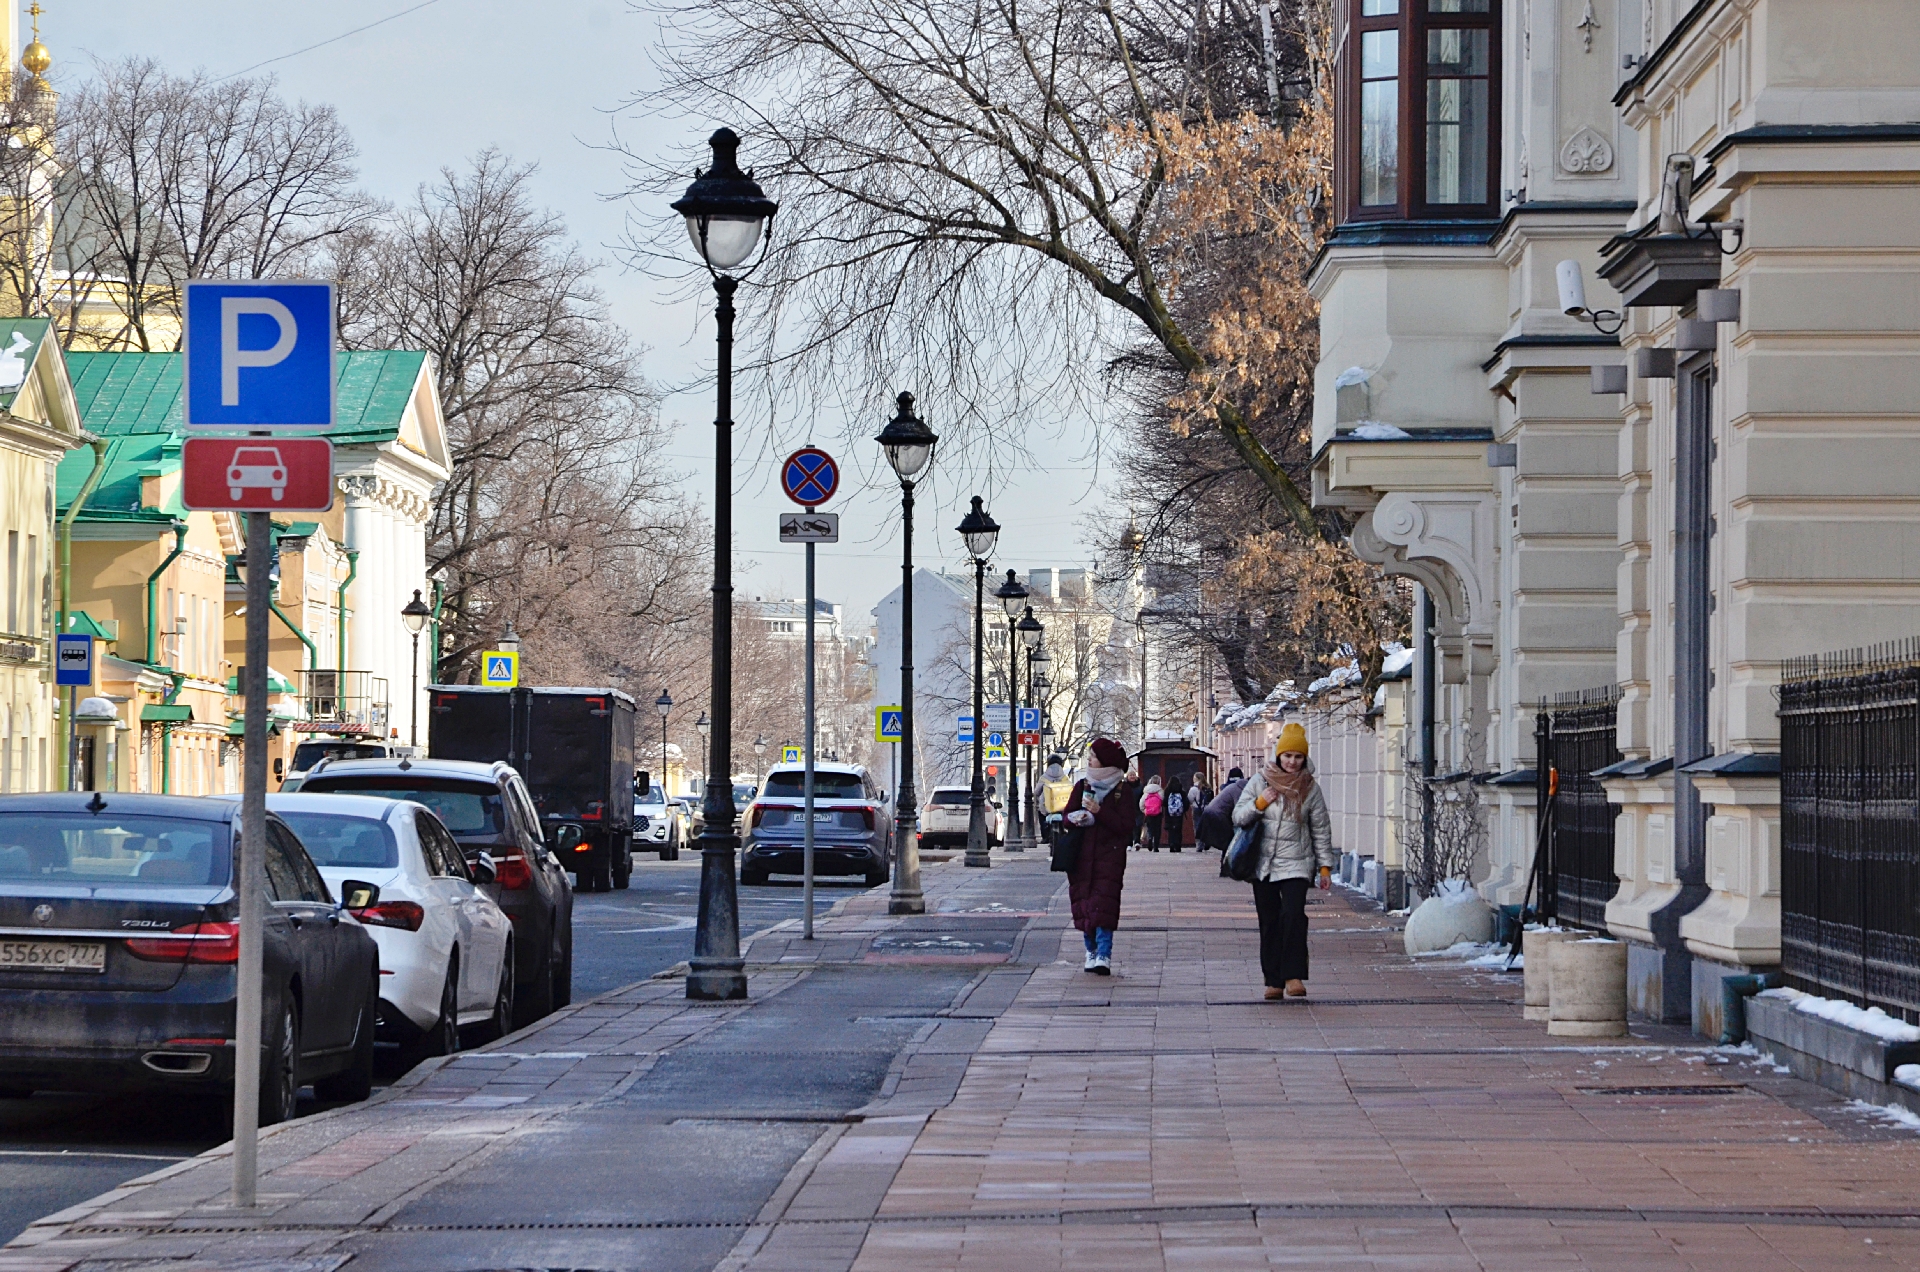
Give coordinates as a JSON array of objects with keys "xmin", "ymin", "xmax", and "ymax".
[{"xmin": 184, "ymin": 280, "xmax": 335, "ymax": 431}]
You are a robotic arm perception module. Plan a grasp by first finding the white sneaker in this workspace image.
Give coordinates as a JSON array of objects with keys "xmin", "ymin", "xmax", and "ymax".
[
  {"xmin": 1083, "ymin": 951, "xmax": 1099, "ymax": 971},
  {"xmin": 1091, "ymin": 955, "xmax": 1112, "ymax": 976}
]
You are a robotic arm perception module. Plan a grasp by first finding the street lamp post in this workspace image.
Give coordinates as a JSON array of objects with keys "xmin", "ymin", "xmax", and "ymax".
[
  {"xmin": 1017, "ymin": 610, "xmax": 1044, "ymax": 851},
  {"xmin": 992, "ymin": 570, "xmax": 1030, "ymax": 848},
  {"xmin": 753, "ymin": 735, "xmax": 768, "ymax": 785},
  {"xmin": 673, "ymin": 128, "xmax": 777, "ymax": 1001},
  {"xmin": 875, "ymin": 393, "xmax": 937, "ymax": 915},
  {"xmin": 654, "ymin": 689, "xmax": 673, "ymax": 796},
  {"xmin": 957, "ymin": 496, "xmax": 1000, "ymax": 868},
  {"xmin": 401, "ymin": 589, "xmax": 430, "ymax": 748}
]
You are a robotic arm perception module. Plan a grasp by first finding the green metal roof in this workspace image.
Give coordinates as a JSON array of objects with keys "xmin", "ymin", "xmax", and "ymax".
[
  {"xmin": 63, "ymin": 612, "xmax": 118, "ymax": 642},
  {"xmin": 140, "ymin": 703, "xmax": 193, "ymax": 723},
  {"xmin": 56, "ymin": 350, "xmax": 429, "ymax": 520}
]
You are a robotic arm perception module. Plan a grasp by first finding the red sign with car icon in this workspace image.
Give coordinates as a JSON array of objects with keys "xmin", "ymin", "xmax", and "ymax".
[{"xmin": 181, "ymin": 437, "xmax": 334, "ymax": 510}]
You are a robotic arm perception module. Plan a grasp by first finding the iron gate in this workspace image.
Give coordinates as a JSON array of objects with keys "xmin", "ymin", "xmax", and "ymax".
[
  {"xmin": 1780, "ymin": 643, "xmax": 1920, "ymax": 1018},
  {"xmin": 1537, "ymin": 690, "xmax": 1622, "ymax": 930}
]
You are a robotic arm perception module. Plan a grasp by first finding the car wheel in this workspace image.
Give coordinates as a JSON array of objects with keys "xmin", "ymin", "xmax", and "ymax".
[
  {"xmin": 659, "ymin": 839, "xmax": 679, "ymax": 862},
  {"xmin": 740, "ymin": 863, "xmax": 768, "ymax": 887},
  {"xmin": 259, "ymin": 998, "xmax": 300, "ymax": 1127},
  {"xmin": 315, "ymin": 972, "xmax": 377, "ymax": 1103},
  {"xmin": 551, "ymin": 929, "xmax": 572, "ymax": 1009},
  {"xmin": 401, "ymin": 958, "xmax": 459, "ymax": 1068},
  {"xmin": 469, "ymin": 945, "xmax": 515, "ymax": 1045},
  {"xmin": 515, "ymin": 944, "xmax": 554, "ymax": 1029},
  {"xmin": 612, "ymin": 842, "xmax": 632, "ymax": 890}
]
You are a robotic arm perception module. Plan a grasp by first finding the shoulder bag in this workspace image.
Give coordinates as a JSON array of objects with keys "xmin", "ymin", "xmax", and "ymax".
[
  {"xmin": 1050, "ymin": 782, "xmax": 1088, "ymax": 873},
  {"xmin": 1223, "ymin": 816, "xmax": 1264, "ymax": 882}
]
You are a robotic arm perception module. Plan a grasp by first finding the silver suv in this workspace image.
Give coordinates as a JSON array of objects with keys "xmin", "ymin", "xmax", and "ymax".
[{"xmin": 739, "ymin": 763, "xmax": 892, "ymax": 887}]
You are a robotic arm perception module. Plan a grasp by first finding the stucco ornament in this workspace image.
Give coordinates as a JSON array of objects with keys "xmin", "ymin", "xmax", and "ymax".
[
  {"xmin": 1576, "ymin": 0, "xmax": 1600, "ymax": 52},
  {"xmin": 1560, "ymin": 127, "xmax": 1615, "ymax": 175}
]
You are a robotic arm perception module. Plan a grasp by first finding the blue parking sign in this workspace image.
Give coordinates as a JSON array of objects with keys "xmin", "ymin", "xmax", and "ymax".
[
  {"xmin": 1016, "ymin": 705, "xmax": 1040, "ymax": 732},
  {"xmin": 183, "ymin": 280, "xmax": 335, "ymax": 430}
]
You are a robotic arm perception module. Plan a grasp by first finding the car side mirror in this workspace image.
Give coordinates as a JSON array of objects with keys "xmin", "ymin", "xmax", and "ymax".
[
  {"xmin": 555, "ymin": 824, "xmax": 584, "ymax": 852},
  {"xmin": 340, "ymin": 880, "xmax": 380, "ymax": 910},
  {"xmin": 273, "ymin": 757, "xmax": 285, "ymax": 782},
  {"xmin": 468, "ymin": 851, "xmax": 497, "ymax": 885}
]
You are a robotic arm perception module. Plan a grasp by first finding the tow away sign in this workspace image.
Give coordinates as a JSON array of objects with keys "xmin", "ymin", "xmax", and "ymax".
[
  {"xmin": 182, "ymin": 437, "xmax": 334, "ymax": 511},
  {"xmin": 778, "ymin": 512, "xmax": 838, "ymax": 543}
]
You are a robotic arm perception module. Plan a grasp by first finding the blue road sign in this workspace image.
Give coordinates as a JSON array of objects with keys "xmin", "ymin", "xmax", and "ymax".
[
  {"xmin": 54, "ymin": 634, "xmax": 92, "ymax": 687},
  {"xmin": 876, "ymin": 707, "xmax": 904, "ymax": 743},
  {"xmin": 183, "ymin": 280, "xmax": 335, "ymax": 430},
  {"xmin": 480, "ymin": 651, "xmax": 520, "ymax": 687},
  {"xmin": 957, "ymin": 714, "xmax": 975, "ymax": 743},
  {"xmin": 781, "ymin": 447, "xmax": 839, "ymax": 507},
  {"xmin": 1016, "ymin": 705, "xmax": 1040, "ymax": 732}
]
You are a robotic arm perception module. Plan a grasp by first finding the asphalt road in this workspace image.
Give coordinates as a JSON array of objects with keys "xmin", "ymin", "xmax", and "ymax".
[{"xmin": 0, "ymin": 854, "xmax": 869, "ymax": 1243}]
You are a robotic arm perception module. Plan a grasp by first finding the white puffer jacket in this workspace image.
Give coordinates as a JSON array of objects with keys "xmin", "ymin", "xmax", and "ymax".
[{"xmin": 1230, "ymin": 763, "xmax": 1335, "ymax": 883}]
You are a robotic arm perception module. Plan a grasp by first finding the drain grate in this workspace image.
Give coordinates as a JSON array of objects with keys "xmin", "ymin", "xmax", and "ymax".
[{"xmin": 1577, "ymin": 1084, "xmax": 1746, "ymax": 1097}]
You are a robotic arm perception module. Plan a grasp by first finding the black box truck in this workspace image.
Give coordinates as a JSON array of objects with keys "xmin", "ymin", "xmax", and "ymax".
[{"xmin": 428, "ymin": 686, "xmax": 641, "ymax": 890}]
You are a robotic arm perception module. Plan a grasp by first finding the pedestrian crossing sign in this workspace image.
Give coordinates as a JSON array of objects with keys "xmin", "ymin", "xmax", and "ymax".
[
  {"xmin": 875, "ymin": 706, "xmax": 903, "ymax": 743},
  {"xmin": 480, "ymin": 650, "xmax": 519, "ymax": 688},
  {"xmin": 783, "ymin": 744, "xmax": 803, "ymax": 764},
  {"xmin": 985, "ymin": 731, "xmax": 1009, "ymax": 761}
]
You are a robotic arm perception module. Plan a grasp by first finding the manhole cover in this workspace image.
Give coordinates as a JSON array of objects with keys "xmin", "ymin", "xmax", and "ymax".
[{"xmin": 1576, "ymin": 1084, "xmax": 1746, "ymax": 1097}]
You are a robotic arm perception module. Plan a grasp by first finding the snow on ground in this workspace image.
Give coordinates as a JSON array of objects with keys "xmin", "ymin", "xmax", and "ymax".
[{"xmin": 1409, "ymin": 940, "xmax": 1521, "ymax": 968}]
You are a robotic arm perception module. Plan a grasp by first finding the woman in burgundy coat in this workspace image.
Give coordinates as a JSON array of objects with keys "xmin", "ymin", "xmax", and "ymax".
[{"xmin": 1065, "ymin": 737, "xmax": 1138, "ymax": 975}]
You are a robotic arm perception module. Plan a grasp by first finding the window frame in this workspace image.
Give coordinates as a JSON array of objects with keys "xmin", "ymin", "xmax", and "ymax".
[{"xmin": 1339, "ymin": 0, "xmax": 1502, "ymax": 224}]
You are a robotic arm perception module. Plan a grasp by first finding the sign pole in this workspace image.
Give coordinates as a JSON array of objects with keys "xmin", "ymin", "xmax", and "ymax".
[
  {"xmin": 803, "ymin": 530, "xmax": 816, "ymax": 940},
  {"xmin": 233, "ymin": 510, "xmax": 271, "ymax": 1206}
]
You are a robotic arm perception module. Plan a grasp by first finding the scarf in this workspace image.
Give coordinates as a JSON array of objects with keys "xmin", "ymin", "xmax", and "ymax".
[
  {"xmin": 1262, "ymin": 762, "xmax": 1314, "ymax": 819},
  {"xmin": 1086, "ymin": 764, "xmax": 1125, "ymax": 802}
]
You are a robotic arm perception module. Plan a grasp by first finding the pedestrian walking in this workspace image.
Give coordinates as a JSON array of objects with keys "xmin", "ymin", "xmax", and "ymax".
[
  {"xmin": 1164, "ymin": 778, "xmax": 1186, "ymax": 852},
  {"xmin": 1138, "ymin": 775, "xmax": 1164, "ymax": 851},
  {"xmin": 1198, "ymin": 767, "xmax": 1245, "ymax": 854},
  {"xmin": 1231, "ymin": 724, "xmax": 1334, "ymax": 1000},
  {"xmin": 1065, "ymin": 738, "xmax": 1137, "ymax": 975}
]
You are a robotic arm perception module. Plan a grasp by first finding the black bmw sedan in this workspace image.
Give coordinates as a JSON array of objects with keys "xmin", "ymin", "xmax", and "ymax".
[{"xmin": 0, "ymin": 793, "xmax": 380, "ymax": 1124}]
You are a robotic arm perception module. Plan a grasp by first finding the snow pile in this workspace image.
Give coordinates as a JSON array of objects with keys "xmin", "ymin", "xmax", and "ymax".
[
  {"xmin": 1380, "ymin": 644, "xmax": 1415, "ymax": 677},
  {"xmin": 1759, "ymin": 987, "xmax": 1920, "ymax": 1043},
  {"xmin": 1403, "ymin": 881, "xmax": 1495, "ymax": 954},
  {"xmin": 1410, "ymin": 939, "xmax": 1519, "ymax": 968},
  {"xmin": 1347, "ymin": 421, "xmax": 1411, "ymax": 440},
  {"xmin": 1847, "ymin": 1099, "xmax": 1920, "ymax": 1132},
  {"xmin": 1894, "ymin": 1064, "xmax": 1920, "ymax": 1090}
]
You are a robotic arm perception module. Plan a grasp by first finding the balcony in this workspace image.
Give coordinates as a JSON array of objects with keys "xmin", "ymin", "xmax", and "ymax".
[{"xmin": 295, "ymin": 669, "xmax": 391, "ymax": 737}]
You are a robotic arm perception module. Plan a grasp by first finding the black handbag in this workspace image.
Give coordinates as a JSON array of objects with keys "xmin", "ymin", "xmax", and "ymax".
[
  {"xmin": 1223, "ymin": 818, "xmax": 1263, "ymax": 882},
  {"xmin": 1050, "ymin": 822, "xmax": 1083, "ymax": 873}
]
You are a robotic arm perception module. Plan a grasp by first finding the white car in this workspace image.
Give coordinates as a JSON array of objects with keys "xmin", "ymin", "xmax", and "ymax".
[
  {"xmin": 258, "ymin": 793, "xmax": 515, "ymax": 1065},
  {"xmin": 919, "ymin": 784, "xmax": 1001, "ymax": 848},
  {"xmin": 227, "ymin": 446, "xmax": 288, "ymax": 502},
  {"xmin": 635, "ymin": 783, "xmax": 681, "ymax": 861}
]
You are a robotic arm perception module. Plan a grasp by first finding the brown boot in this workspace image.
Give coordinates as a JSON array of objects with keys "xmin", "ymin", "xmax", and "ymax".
[
  {"xmin": 1284, "ymin": 979, "xmax": 1307, "ymax": 997},
  {"xmin": 1263, "ymin": 986, "xmax": 1285, "ymax": 1001}
]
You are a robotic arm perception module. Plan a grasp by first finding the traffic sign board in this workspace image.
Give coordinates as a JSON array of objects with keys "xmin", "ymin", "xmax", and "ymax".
[
  {"xmin": 783, "ymin": 744, "xmax": 803, "ymax": 764},
  {"xmin": 957, "ymin": 715, "xmax": 974, "ymax": 743},
  {"xmin": 183, "ymin": 280, "xmax": 335, "ymax": 430},
  {"xmin": 778, "ymin": 511, "xmax": 839, "ymax": 543},
  {"xmin": 1016, "ymin": 730, "xmax": 1040, "ymax": 747},
  {"xmin": 55, "ymin": 634, "xmax": 92, "ymax": 687},
  {"xmin": 780, "ymin": 447, "xmax": 839, "ymax": 507},
  {"xmin": 1016, "ymin": 705, "xmax": 1040, "ymax": 731},
  {"xmin": 182, "ymin": 437, "xmax": 334, "ymax": 511},
  {"xmin": 480, "ymin": 651, "xmax": 519, "ymax": 687},
  {"xmin": 875, "ymin": 706, "xmax": 903, "ymax": 743},
  {"xmin": 984, "ymin": 703, "xmax": 1011, "ymax": 732}
]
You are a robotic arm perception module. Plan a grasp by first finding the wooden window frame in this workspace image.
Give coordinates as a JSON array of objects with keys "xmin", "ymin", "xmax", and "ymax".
[{"xmin": 1338, "ymin": 0, "xmax": 1502, "ymax": 224}]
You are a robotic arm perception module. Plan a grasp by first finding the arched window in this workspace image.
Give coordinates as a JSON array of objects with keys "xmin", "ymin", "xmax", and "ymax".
[{"xmin": 1340, "ymin": 0, "xmax": 1500, "ymax": 223}]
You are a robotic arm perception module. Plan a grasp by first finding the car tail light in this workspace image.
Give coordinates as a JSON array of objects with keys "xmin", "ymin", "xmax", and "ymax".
[
  {"xmin": 126, "ymin": 921, "xmax": 241, "ymax": 963},
  {"xmin": 495, "ymin": 853, "xmax": 533, "ymax": 890},
  {"xmin": 862, "ymin": 808, "xmax": 876, "ymax": 831},
  {"xmin": 352, "ymin": 900, "xmax": 425, "ymax": 931}
]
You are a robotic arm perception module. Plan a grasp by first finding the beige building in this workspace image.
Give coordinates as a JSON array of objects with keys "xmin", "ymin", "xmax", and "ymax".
[{"xmin": 1310, "ymin": 0, "xmax": 1920, "ymax": 1034}]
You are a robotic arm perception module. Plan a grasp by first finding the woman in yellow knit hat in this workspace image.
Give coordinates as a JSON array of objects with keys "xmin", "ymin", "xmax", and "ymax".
[{"xmin": 1230, "ymin": 720, "xmax": 1334, "ymax": 998}]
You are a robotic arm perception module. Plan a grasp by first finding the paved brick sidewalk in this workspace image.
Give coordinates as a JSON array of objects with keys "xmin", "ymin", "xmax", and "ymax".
[{"xmin": 742, "ymin": 851, "xmax": 1920, "ymax": 1271}]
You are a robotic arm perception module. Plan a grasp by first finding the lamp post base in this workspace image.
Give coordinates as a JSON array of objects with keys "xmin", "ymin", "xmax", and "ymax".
[
  {"xmin": 687, "ymin": 961, "xmax": 748, "ymax": 999},
  {"xmin": 888, "ymin": 893, "xmax": 926, "ymax": 915},
  {"xmin": 964, "ymin": 846, "xmax": 993, "ymax": 868}
]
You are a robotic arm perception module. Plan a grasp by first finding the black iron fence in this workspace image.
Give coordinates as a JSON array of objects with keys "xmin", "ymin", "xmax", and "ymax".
[
  {"xmin": 1780, "ymin": 640, "xmax": 1920, "ymax": 1019},
  {"xmin": 1536, "ymin": 688, "xmax": 1622, "ymax": 930}
]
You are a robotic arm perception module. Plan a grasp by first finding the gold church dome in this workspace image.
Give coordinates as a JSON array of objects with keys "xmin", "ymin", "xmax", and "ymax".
[{"xmin": 20, "ymin": 40, "xmax": 48, "ymax": 77}]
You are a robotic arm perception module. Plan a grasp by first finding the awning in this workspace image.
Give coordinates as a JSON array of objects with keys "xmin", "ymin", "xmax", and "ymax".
[
  {"xmin": 224, "ymin": 668, "xmax": 298, "ymax": 695},
  {"xmin": 141, "ymin": 704, "xmax": 192, "ymax": 723}
]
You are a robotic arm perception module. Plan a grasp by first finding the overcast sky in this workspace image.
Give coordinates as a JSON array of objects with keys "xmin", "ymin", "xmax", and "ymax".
[{"xmin": 49, "ymin": 1, "xmax": 1118, "ymax": 632}]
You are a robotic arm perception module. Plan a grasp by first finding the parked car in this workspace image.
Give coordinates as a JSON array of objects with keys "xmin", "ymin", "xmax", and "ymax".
[
  {"xmin": 635, "ymin": 779, "xmax": 681, "ymax": 860},
  {"xmin": 225, "ymin": 793, "xmax": 514, "ymax": 1065},
  {"xmin": 686, "ymin": 783, "xmax": 758, "ymax": 839},
  {"xmin": 740, "ymin": 763, "xmax": 892, "ymax": 887},
  {"xmin": 281, "ymin": 739, "xmax": 415, "ymax": 790},
  {"xmin": 294, "ymin": 758, "xmax": 572, "ymax": 1030},
  {"xmin": 0, "ymin": 793, "xmax": 380, "ymax": 1124},
  {"xmin": 919, "ymin": 785, "xmax": 1001, "ymax": 849},
  {"xmin": 669, "ymin": 797, "xmax": 697, "ymax": 843}
]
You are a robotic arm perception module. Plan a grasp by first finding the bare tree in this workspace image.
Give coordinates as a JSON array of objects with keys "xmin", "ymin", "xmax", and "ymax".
[
  {"xmin": 335, "ymin": 152, "xmax": 699, "ymax": 693},
  {"xmin": 56, "ymin": 58, "xmax": 371, "ymax": 350},
  {"xmin": 624, "ymin": 0, "xmax": 1331, "ymax": 531}
]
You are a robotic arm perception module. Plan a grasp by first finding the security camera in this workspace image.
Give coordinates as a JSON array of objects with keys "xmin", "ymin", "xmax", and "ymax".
[{"xmin": 1556, "ymin": 260, "xmax": 1589, "ymax": 317}]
